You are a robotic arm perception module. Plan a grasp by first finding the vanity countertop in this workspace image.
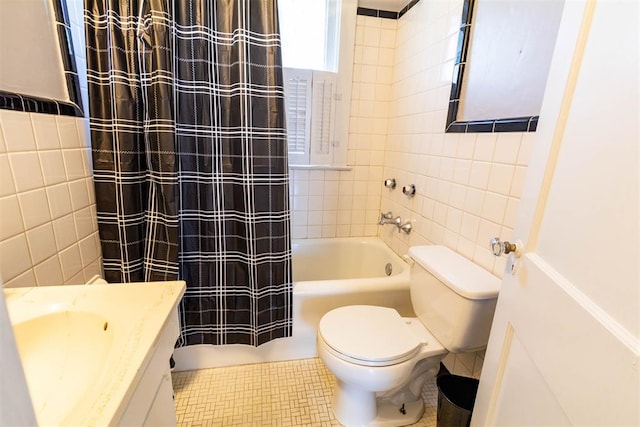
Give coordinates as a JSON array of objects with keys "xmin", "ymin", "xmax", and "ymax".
[{"xmin": 4, "ymin": 281, "xmax": 186, "ymax": 426}]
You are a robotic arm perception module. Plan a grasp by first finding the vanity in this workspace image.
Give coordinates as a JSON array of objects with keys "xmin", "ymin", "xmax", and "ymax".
[{"xmin": 4, "ymin": 281, "xmax": 186, "ymax": 426}]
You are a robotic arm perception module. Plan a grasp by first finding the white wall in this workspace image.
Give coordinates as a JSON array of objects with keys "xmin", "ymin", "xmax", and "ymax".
[
  {"xmin": 289, "ymin": 15, "xmax": 397, "ymax": 238},
  {"xmin": 383, "ymin": 0, "xmax": 534, "ymax": 276},
  {"xmin": 0, "ymin": 111, "xmax": 101, "ymax": 287},
  {"xmin": 0, "ymin": 1, "xmax": 101, "ymax": 419},
  {"xmin": 0, "ymin": 1, "xmax": 100, "ymax": 287},
  {"xmin": 291, "ymin": 6, "xmax": 534, "ymax": 273},
  {"xmin": 382, "ymin": 0, "xmax": 537, "ymax": 376}
]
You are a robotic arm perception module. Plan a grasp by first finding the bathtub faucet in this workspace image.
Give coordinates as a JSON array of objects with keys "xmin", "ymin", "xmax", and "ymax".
[
  {"xmin": 379, "ymin": 211, "xmax": 400, "ymax": 226},
  {"xmin": 379, "ymin": 211, "xmax": 412, "ymax": 234},
  {"xmin": 399, "ymin": 221, "xmax": 412, "ymax": 234}
]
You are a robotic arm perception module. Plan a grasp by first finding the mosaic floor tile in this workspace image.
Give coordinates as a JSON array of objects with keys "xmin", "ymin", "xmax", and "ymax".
[{"xmin": 172, "ymin": 358, "xmax": 437, "ymax": 427}]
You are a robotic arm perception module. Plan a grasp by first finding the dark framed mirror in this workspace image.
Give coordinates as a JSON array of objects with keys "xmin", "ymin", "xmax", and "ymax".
[
  {"xmin": 446, "ymin": 0, "xmax": 564, "ymax": 133},
  {"xmin": 0, "ymin": 0, "xmax": 83, "ymax": 117}
]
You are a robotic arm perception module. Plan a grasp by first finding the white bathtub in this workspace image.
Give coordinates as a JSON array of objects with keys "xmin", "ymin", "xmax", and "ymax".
[{"xmin": 173, "ymin": 237, "xmax": 412, "ymax": 371}]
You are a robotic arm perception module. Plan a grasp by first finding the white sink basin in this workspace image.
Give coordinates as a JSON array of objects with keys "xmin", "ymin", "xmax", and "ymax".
[
  {"xmin": 13, "ymin": 311, "xmax": 114, "ymax": 422},
  {"xmin": 4, "ymin": 281, "xmax": 185, "ymax": 426}
]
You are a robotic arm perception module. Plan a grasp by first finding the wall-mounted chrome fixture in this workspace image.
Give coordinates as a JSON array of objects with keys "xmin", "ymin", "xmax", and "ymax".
[
  {"xmin": 379, "ymin": 211, "xmax": 412, "ymax": 235},
  {"xmin": 383, "ymin": 178, "xmax": 397, "ymax": 189},
  {"xmin": 379, "ymin": 211, "xmax": 397, "ymax": 225},
  {"xmin": 398, "ymin": 221, "xmax": 412, "ymax": 234},
  {"xmin": 402, "ymin": 184, "xmax": 416, "ymax": 197}
]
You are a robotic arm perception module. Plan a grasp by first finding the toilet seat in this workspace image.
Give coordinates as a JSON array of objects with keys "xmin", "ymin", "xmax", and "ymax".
[{"xmin": 318, "ymin": 305, "xmax": 423, "ymax": 367}]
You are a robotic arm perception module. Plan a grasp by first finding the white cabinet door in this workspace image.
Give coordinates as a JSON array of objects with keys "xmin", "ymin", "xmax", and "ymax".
[{"xmin": 472, "ymin": 1, "xmax": 639, "ymax": 425}]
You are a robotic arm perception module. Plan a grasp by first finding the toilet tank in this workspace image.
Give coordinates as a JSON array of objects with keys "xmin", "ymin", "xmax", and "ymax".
[{"xmin": 408, "ymin": 246, "xmax": 501, "ymax": 353}]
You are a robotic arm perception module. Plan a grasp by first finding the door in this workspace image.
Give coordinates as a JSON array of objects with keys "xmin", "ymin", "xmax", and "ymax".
[{"xmin": 472, "ymin": 1, "xmax": 639, "ymax": 425}]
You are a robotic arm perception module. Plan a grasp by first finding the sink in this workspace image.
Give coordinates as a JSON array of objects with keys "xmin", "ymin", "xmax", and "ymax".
[
  {"xmin": 13, "ymin": 311, "xmax": 114, "ymax": 422},
  {"xmin": 4, "ymin": 281, "xmax": 186, "ymax": 426}
]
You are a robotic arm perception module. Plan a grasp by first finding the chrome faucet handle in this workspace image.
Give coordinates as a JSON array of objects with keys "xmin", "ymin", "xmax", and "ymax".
[
  {"xmin": 379, "ymin": 211, "xmax": 394, "ymax": 224},
  {"xmin": 399, "ymin": 221, "xmax": 412, "ymax": 234},
  {"xmin": 383, "ymin": 179, "xmax": 396, "ymax": 189},
  {"xmin": 402, "ymin": 184, "xmax": 416, "ymax": 197}
]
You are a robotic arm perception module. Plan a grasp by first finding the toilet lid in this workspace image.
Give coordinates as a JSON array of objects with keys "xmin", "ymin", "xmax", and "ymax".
[{"xmin": 318, "ymin": 305, "xmax": 422, "ymax": 366}]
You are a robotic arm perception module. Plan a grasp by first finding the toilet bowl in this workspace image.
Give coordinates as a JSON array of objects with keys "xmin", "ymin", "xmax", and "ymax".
[
  {"xmin": 318, "ymin": 245, "xmax": 500, "ymax": 426},
  {"xmin": 318, "ymin": 306, "xmax": 446, "ymax": 426}
]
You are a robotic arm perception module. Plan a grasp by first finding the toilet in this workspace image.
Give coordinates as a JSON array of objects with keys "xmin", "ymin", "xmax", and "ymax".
[{"xmin": 317, "ymin": 245, "xmax": 501, "ymax": 426}]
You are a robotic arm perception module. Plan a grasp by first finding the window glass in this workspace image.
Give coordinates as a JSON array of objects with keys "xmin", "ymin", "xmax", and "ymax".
[
  {"xmin": 279, "ymin": 0, "xmax": 355, "ymax": 166},
  {"xmin": 279, "ymin": 0, "xmax": 328, "ymax": 71}
]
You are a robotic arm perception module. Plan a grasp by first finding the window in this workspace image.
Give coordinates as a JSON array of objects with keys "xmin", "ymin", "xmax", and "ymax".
[
  {"xmin": 279, "ymin": 0, "xmax": 356, "ymax": 167},
  {"xmin": 283, "ymin": 69, "xmax": 337, "ymax": 165}
]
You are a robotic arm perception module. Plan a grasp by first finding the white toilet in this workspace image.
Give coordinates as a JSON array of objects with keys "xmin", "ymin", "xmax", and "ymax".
[{"xmin": 317, "ymin": 245, "xmax": 501, "ymax": 426}]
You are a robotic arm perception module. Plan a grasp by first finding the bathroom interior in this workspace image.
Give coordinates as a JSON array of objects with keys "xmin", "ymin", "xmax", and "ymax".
[{"xmin": 0, "ymin": 0, "xmax": 637, "ymax": 426}]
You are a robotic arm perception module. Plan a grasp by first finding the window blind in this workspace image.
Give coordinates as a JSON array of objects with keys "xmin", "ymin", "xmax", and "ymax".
[
  {"xmin": 283, "ymin": 68, "xmax": 312, "ymax": 165},
  {"xmin": 283, "ymin": 68, "xmax": 338, "ymax": 165}
]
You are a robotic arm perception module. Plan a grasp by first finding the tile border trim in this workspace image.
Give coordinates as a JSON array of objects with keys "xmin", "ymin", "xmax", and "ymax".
[
  {"xmin": 0, "ymin": 0, "xmax": 83, "ymax": 117},
  {"xmin": 0, "ymin": 90, "xmax": 82, "ymax": 116},
  {"xmin": 445, "ymin": 0, "xmax": 538, "ymax": 133},
  {"xmin": 357, "ymin": 0, "xmax": 421, "ymax": 20}
]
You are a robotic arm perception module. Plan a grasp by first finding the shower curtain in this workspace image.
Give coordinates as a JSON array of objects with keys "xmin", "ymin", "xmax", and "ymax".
[{"xmin": 85, "ymin": 0, "xmax": 292, "ymax": 346}]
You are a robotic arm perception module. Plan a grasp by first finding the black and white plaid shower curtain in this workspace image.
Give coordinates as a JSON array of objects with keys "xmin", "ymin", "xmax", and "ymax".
[{"xmin": 85, "ymin": 0, "xmax": 292, "ymax": 346}]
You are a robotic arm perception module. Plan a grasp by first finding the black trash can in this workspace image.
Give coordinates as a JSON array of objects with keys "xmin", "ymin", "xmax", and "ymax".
[{"xmin": 436, "ymin": 374, "xmax": 480, "ymax": 427}]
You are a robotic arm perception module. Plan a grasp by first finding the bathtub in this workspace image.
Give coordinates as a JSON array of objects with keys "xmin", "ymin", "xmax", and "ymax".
[{"xmin": 173, "ymin": 237, "xmax": 412, "ymax": 371}]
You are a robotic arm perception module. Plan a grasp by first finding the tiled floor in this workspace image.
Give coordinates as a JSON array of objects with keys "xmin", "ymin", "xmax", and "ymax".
[{"xmin": 172, "ymin": 357, "xmax": 437, "ymax": 426}]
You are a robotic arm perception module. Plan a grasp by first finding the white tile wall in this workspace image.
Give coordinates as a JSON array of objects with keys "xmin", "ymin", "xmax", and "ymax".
[
  {"xmin": 289, "ymin": 1, "xmax": 534, "ymax": 379},
  {"xmin": 0, "ymin": 111, "xmax": 101, "ymax": 287},
  {"xmin": 378, "ymin": 0, "xmax": 533, "ymax": 277},
  {"xmin": 290, "ymin": 4, "xmax": 532, "ymax": 270},
  {"xmin": 289, "ymin": 15, "xmax": 396, "ymax": 239},
  {"xmin": 379, "ymin": 0, "xmax": 534, "ymax": 377}
]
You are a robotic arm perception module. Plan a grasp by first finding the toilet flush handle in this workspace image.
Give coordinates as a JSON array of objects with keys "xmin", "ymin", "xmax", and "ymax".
[{"xmin": 490, "ymin": 237, "xmax": 522, "ymax": 257}]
